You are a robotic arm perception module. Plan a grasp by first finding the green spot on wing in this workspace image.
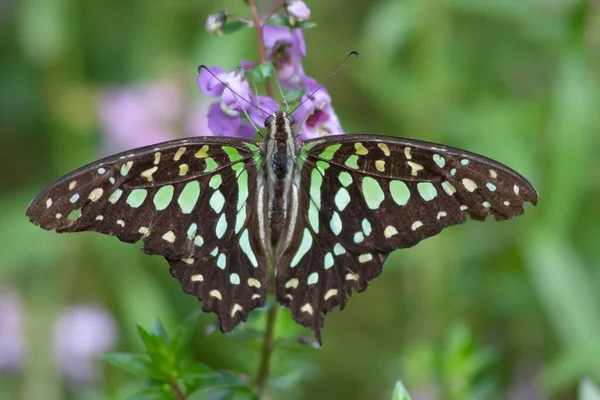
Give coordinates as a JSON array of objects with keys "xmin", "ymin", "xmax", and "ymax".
[
  {"xmin": 316, "ymin": 160, "xmax": 330, "ymax": 174},
  {"xmin": 108, "ymin": 189, "xmax": 123, "ymax": 204},
  {"xmin": 417, "ymin": 182, "xmax": 437, "ymax": 201},
  {"xmin": 240, "ymin": 229, "xmax": 258, "ymax": 267},
  {"xmin": 310, "ymin": 168, "xmax": 323, "ymax": 209},
  {"xmin": 244, "ymin": 142, "xmax": 259, "ymax": 152},
  {"xmin": 345, "ymin": 155, "xmax": 359, "ymax": 169},
  {"xmin": 318, "ymin": 144, "xmax": 341, "ymax": 160},
  {"xmin": 361, "ymin": 177, "xmax": 385, "ymax": 209},
  {"xmin": 209, "ymin": 174, "xmax": 222, "ymax": 189},
  {"xmin": 301, "ymin": 140, "xmax": 322, "ymax": 152},
  {"xmin": 209, "ymin": 190, "xmax": 225, "ymax": 213},
  {"xmin": 178, "ymin": 181, "xmax": 200, "ymax": 214},
  {"xmin": 338, "ymin": 171, "xmax": 352, "ymax": 187},
  {"xmin": 291, "ymin": 228, "xmax": 313, "ymax": 267},
  {"xmin": 154, "ymin": 185, "xmax": 174, "ymax": 211},
  {"xmin": 215, "ymin": 214, "xmax": 227, "ymax": 239},
  {"xmin": 222, "ymin": 146, "xmax": 244, "ymax": 161},
  {"xmin": 390, "ymin": 180, "xmax": 410, "ymax": 206},
  {"xmin": 204, "ymin": 157, "xmax": 218, "ymax": 172},
  {"xmin": 127, "ymin": 189, "xmax": 147, "ymax": 208}
]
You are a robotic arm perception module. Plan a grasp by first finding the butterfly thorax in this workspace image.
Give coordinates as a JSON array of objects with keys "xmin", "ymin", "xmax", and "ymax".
[{"xmin": 261, "ymin": 111, "xmax": 300, "ymax": 249}]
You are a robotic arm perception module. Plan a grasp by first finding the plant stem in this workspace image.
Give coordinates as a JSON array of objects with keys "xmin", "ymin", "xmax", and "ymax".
[
  {"xmin": 248, "ymin": 0, "xmax": 274, "ymax": 98},
  {"xmin": 171, "ymin": 381, "xmax": 187, "ymax": 400},
  {"xmin": 248, "ymin": 1, "xmax": 280, "ymax": 397},
  {"xmin": 256, "ymin": 304, "xmax": 278, "ymax": 397}
]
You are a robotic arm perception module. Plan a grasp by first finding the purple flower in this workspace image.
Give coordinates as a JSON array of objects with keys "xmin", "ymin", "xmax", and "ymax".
[
  {"xmin": 294, "ymin": 76, "xmax": 344, "ymax": 140},
  {"xmin": 0, "ymin": 288, "xmax": 25, "ymax": 372},
  {"xmin": 285, "ymin": 1, "xmax": 311, "ymax": 25},
  {"xmin": 99, "ymin": 82, "xmax": 183, "ymax": 154},
  {"xmin": 264, "ymin": 26, "xmax": 306, "ymax": 87},
  {"xmin": 198, "ymin": 66, "xmax": 279, "ymax": 137},
  {"xmin": 53, "ymin": 305, "xmax": 117, "ymax": 385},
  {"xmin": 205, "ymin": 12, "xmax": 227, "ymax": 36}
]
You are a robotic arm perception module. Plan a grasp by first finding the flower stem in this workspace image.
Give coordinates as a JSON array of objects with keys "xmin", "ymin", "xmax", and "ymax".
[
  {"xmin": 248, "ymin": 0, "xmax": 274, "ymax": 98},
  {"xmin": 171, "ymin": 381, "xmax": 187, "ymax": 400},
  {"xmin": 248, "ymin": 1, "xmax": 280, "ymax": 396},
  {"xmin": 256, "ymin": 303, "xmax": 278, "ymax": 397}
]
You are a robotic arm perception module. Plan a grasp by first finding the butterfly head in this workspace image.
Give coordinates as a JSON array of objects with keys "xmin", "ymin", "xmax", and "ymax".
[{"xmin": 264, "ymin": 110, "xmax": 297, "ymax": 140}]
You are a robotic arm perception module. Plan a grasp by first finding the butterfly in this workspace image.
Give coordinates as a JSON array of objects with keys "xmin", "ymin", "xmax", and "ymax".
[{"xmin": 26, "ymin": 110, "xmax": 538, "ymax": 343}]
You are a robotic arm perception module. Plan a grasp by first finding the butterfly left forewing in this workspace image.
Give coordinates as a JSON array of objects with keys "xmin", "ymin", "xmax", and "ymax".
[
  {"xmin": 27, "ymin": 137, "xmax": 269, "ymax": 333},
  {"xmin": 275, "ymin": 134, "xmax": 538, "ymax": 341}
]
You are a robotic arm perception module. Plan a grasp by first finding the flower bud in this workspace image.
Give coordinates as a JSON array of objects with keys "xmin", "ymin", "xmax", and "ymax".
[
  {"xmin": 205, "ymin": 11, "xmax": 227, "ymax": 36},
  {"xmin": 285, "ymin": 1, "xmax": 310, "ymax": 25}
]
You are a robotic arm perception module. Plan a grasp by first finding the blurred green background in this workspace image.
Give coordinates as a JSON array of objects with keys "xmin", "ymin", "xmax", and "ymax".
[{"xmin": 1, "ymin": 0, "xmax": 600, "ymax": 399}]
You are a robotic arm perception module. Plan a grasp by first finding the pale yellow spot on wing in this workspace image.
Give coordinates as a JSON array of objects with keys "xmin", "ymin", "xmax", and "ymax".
[
  {"xmin": 513, "ymin": 185, "xmax": 520, "ymax": 196},
  {"xmin": 154, "ymin": 152, "xmax": 161, "ymax": 165},
  {"xmin": 141, "ymin": 166, "xmax": 158, "ymax": 182},
  {"xmin": 462, "ymin": 178, "xmax": 478, "ymax": 192},
  {"xmin": 182, "ymin": 257, "xmax": 194, "ymax": 265},
  {"xmin": 411, "ymin": 221, "xmax": 423, "ymax": 230},
  {"xmin": 231, "ymin": 304, "xmax": 243, "ymax": 317},
  {"xmin": 88, "ymin": 188, "xmax": 104, "ymax": 202},
  {"xmin": 378, "ymin": 143, "xmax": 390, "ymax": 156},
  {"xmin": 194, "ymin": 145, "xmax": 209, "ymax": 158},
  {"xmin": 345, "ymin": 272, "xmax": 358, "ymax": 281},
  {"xmin": 46, "ymin": 198, "xmax": 52, "ymax": 209},
  {"xmin": 69, "ymin": 181, "xmax": 77, "ymax": 190},
  {"xmin": 162, "ymin": 231, "xmax": 176, "ymax": 243},
  {"xmin": 404, "ymin": 147, "xmax": 412, "ymax": 160},
  {"xmin": 437, "ymin": 211, "xmax": 447, "ymax": 219},
  {"xmin": 489, "ymin": 169, "xmax": 497, "ymax": 179},
  {"xmin": 407, "ymin": 161, "xmax": 424, "ymax": 176},
  {"xmin": 191, "ymin": 274, "xmax": 204, "ymax": 282},
  {"xmin": 248, "ymin": 278, "xmax": 261, "ymax": 288},
  {"xmin": 174, "ymin": 147, "xmax": 186, "ymax": 161},
  {"xmin": 209, "ymin": 290, "xmax": 222, "ymax": 300},
  {"xmin": 301, "ymin": 303, "xmax": 313, "ymax": 315},
  {"xmin": 375, "ymin": 160, "xmax": 385, "ymax": 172},
  {"xmin": 285, "ymin": 278, "xmax": 299, "ymax": 289},
  {"xmin": 384, "ymin": 225, "xmax": 398, "ymax": 238},
  {"xmin": 179, "ymin": 164, "xmax": 189, "ymax": 176},
  {"xmin": 324, "ymin": 289, "xmax": 338, "ymax": 300},
  {"xmin": 355, "ymin": 143, "xmax": 369, "ymax": 155}
]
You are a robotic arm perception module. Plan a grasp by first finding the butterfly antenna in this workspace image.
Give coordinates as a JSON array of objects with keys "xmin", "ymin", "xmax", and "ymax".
[
  {"xmin": 290, "ymin": 50, "xmax": 359, "ymax": 115},
  {"xmin": 275, "ymin": 75, "xmax": 290, "ymax": 112},
  {"xmin": 198, "ymin": 65, "xmax": 269, "ymax": 116},
  {"xmin": 198, "ymin": 65, "xmax": 265, "ymax": 138},
  {"xmin": 249, "ymin": 81, "xmax": 264, "ymax": 138}
]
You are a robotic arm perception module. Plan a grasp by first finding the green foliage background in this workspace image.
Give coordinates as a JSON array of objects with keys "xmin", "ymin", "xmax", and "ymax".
[{"xmin": 1, "ymin": 0, "xmax": 599, "ymax": 399}]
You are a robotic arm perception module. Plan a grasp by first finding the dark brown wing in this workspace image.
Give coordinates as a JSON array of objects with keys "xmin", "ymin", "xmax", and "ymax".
[{"xmin": 275, "ymin": 134, "xmax": 538, "ymax": 342}]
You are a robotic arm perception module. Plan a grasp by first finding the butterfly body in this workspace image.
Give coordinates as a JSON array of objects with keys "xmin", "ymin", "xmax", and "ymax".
[{"xmin": 27, "ymin": 110, "xmax": 538, "ymax": 342}]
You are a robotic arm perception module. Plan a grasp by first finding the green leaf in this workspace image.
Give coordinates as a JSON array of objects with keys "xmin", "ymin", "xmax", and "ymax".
[
  {"xmin": 249, "ymin": 63, "xmax": 275, "ymax": 84},
  {"xmin": 125, "ymin": 385, "xmax": 173, "ymax": 400},
  {"xmin": 284, "ymin": 88, "xmax": 306, "ymax": 103},
  {"xmin": 137, "ymin": 325, "xmax": 172, "ymax": 369},
  {"xmin": 104, "ymin": 353, "xmax": 165, "ymax": 380},
  {"xmin": 391, "ymin": 381, "xmax": 413, "ymax": 400},
  {"xmin": 183, "ymin": 370, "xmax": 253, "ymax": 395},
  {"xmin": 168, "ymin": 311, "xmax": 201, "ymax": 363},
  {"xmin": 222, "ymin": 20, "xmax": 253, "ymax": 35},
  {"xmin": 265, "ymin": 17, "xmax": 316, "ymax": 29},
  {"xmin": 152, "ymin": 318, "xmax": 170, "ymax": 345}
]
